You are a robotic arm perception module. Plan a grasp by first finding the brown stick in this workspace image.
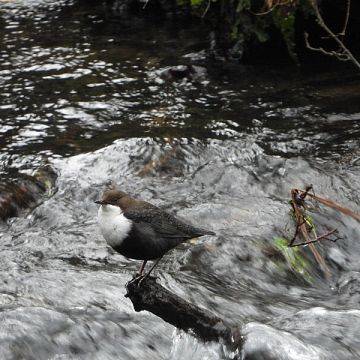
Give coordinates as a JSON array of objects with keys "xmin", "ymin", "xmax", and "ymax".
[
  {"xmin": 125, "ymin": 277, "xmax": 241, "ymax": 347},
  {"xmin": 290, "ymin": 190, "xmax": 330, "ymax": 275},
  {"xmin": 288, "ymin": 219, "xmax": 307, "ymax": 247},
  {"xmin": 299, "ymin": 191, "xmax": 360, "ymax": 222},
  {"xmin": 290, "ymin": 228, "xmax": 338, "ymax": 247}
]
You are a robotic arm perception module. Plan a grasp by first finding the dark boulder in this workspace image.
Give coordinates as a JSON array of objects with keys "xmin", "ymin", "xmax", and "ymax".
[{"xmin": 0, "ymin": 165, "xmax": 57, "ymax": 220}]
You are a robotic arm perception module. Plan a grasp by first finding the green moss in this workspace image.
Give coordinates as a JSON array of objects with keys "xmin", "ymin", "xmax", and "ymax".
[
  {"xmin": 273, "ymin": 237, "xmax": 313, "ymax": 283},
  {"xmin": 303, "ymin": 214, "xmax": 318, "ymax": 238}
]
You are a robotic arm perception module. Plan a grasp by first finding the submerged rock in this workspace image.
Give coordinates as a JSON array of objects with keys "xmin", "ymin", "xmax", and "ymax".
[
  {"xmin": 0, "ymin": 165, "xmax": 57, "ymax": 220},
  {"xmin": 151, "ymin": 65, "xmax": 207, "ymax": 83},
  {"xmin": 337, "ymin": 271, "xmax": 360, "ymax": 304}
]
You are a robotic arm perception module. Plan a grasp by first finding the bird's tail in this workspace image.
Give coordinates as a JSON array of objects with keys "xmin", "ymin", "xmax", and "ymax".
[
  {"xmin": 188, "ymin": 229, "xmax": 215, "ymax": 245},
  {"xmin": 194, "ymin": 227, "xmax": 215, "ymax": 237}
]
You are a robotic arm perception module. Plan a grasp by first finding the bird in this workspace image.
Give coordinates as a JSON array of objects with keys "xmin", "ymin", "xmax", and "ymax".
[{"xmin": 95, "ymin": 189, "xmax": 215, "ymax": 284}]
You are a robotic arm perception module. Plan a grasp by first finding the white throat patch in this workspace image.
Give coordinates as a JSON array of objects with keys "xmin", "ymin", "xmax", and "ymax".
[{"xmin": 97, "ymin": 204, "xmax": 132, "ymax": 249}]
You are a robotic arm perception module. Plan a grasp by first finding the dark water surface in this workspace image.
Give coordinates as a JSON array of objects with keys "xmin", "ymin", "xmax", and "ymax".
[{"xmin": 0, "ymin": 0, "xmax": 360, "ymax": 359}]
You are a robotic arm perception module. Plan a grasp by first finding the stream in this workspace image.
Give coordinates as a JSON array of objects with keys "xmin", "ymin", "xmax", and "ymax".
[{"xmin": 0, "ymin": 0, "xmax": 360, "ymax": 359}]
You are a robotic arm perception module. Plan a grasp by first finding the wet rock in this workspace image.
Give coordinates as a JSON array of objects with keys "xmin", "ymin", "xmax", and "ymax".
[
  {"xmin": 271, "ymin": 307, "xmax": 360, "ymax": 359},
  {"xmin": 136, "ymin": 143, "xmax": 185, "ymax": 177},
  {"xmin": 241, "ymin": 323, "xmax": 331, "ymax": 360},
  {"xmin": 183, "ymin": 50, "xmax": 207, "ymax": 62},
  {"xmin": 109, "ymin": 0, "xmax": 134, "ymax": 18},
  {"xmin": 0, "ymin": 165, "xmax": 57, "ymax": 221},
  {"xmin": 153, "ymin": 65, "xmax": 207, "ymax": 83},
  {"xmin": 0, "ymin": 306, "xmax": 172, "ymax": 360},
  {"xmin": 337, "ymin": 271, "xmax": 360, "ymax": 303},
  {"xmin": 109, "ymin": 0, "xmax": 190, "ymax": 20},
  {"xmin": 327, "ymin": 247, "xmax": 349, "ymax": 270}
]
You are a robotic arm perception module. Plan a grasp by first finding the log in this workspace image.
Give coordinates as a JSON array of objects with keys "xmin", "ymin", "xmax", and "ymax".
[{"xmin": 125, "ymin": 277, "xmax": 241, "ymax": 348}]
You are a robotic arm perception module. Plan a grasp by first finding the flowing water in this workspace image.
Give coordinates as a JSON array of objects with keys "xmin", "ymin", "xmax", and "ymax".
[{"xmin": 0, "ymin": 0, "xmax": 360, "ymax": 359}]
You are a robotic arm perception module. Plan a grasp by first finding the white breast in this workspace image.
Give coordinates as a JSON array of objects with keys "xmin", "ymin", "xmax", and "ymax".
[{"xmin": 97, "ymin": 204, "xmax": 132, "ymax": 249}]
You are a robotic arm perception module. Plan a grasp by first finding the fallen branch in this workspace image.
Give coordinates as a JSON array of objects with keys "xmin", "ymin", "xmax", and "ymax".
[
  {"xmin": 287, "ymin": 185, "xmax": 360, "ymax": 276},
  {"xmin": 125, "ymin": 277, "xmax": 241, "ymax": 347},
  {"xmin": 299, "ymin": 191, "xmax": 360, "ymax": 222},
  {"xmin": 289, "ymin": 228, "xmax": 339, "ymax": 247},
  {"xmin": 290, "ymin": 187, "xmax": 330, "ymax": 278}
]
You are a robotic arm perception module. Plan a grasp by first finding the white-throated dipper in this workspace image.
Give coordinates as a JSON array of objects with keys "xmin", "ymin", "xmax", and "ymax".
[{"xmin": 95, "ymin": 189, "xmax": 215, "ymax": 283}]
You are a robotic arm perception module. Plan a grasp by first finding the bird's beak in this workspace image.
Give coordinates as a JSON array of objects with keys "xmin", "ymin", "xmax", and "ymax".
[{"xmin": 95, "ymin": 200, "xmax": 106, "ymax": 205}]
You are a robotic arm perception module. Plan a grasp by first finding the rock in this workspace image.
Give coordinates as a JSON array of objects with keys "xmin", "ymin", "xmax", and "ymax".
[
  {"xmin": 153, "ymin": 65, "xmax": 207, "ymax": 83},
  {"xmin": 0, "ymin": 165, "xmax": 57, "ymax": 220},
  {"xmin": 241, "ymin": 322, "xmax": 331, "ymax": 360},
  {"xmin": 270, "ymin": 307, "xmax": 360, "ymax": 359},
  {"xmin": 327, "ymin": 247, "xmax": 349, "ymax": 270},
  {"xmin": 337, "ymin": 271, "xmax": 360, "ymax": 303}
]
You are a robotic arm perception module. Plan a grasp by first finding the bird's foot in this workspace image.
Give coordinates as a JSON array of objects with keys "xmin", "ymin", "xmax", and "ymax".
[
  {"xmin": 125, "ymin": 273, "xmax": 158, "ymax": 297},
  {"xmin": 137, "ymin": 274, "xmax": 150, "ymax": 287},
  {"xmin": 126, "ymin": 274, "xmax": 144, "ymax": 287},
  {"xmin": 137, "ymin": 273, "xmax": 158, "ymax": 287},
  {"xmin": 126, "ymin": 273, "xmax": 157, "ymax": 289}
]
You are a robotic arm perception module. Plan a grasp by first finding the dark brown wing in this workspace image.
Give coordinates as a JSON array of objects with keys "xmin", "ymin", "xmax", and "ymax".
[{"xmin": 124, "ymin": 201, "xmax": 214, "ymax": 239}]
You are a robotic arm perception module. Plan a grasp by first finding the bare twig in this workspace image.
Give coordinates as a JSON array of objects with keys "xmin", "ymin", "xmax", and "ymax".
[
  {"xmin": 288, "ymin": 185, "xmax": 359, "ymax": 270},
  {"xmin": 298, "ymin": 190, "xmax": 360, "ymax": 222},
  {"xmin": 305, "ymin": 33, "xmax": 349, "ymax": 62},
  {"xmin": 307, "ymin": 0, "xmax": 360, "ymax": 71},
  {"xmin": 202, "ymin": 0, "xmax": 211, "ymax": 18},
  {"xmin": 142, "ymin": 0, "xmax": 150, "ymax": 9},
  {"xmin": 288, "ymin": 219, "xmax": 307, "ymax": 247},
  {"xmin": 290, "ymin": 188, "xmax": 330, "ymax": 277},
  {"xmin": 290, "ymin": 228, "xmax": 338, "ymax": 247},
  {"xmin": 339, "ymin": 0, "xmax": 351, "ymax": 36},
  {"xmin": 251, "ymin": 0, "xmax": 295, "ymax": 16}
]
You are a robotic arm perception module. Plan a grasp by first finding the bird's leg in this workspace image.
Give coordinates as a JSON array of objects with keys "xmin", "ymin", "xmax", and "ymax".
[
  {"xmin": 137, "ymin": 260, "xmax": 147, "ymax": 277},
  {"xmin": 145, "ymin": 257, "xmax": 162, "ymax": 278},
  {"xmin": 126, "ymin": 260, "xmax": 148, "ymax": 286},
  {"xmin": 138, "ymin": 257, "xmax": 162, "ymax": 287}
]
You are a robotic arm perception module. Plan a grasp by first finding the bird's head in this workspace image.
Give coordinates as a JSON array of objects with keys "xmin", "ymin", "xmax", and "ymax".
[{"xmin": 95, "ymin": 189, "xmax": 128, "ymax": 206}]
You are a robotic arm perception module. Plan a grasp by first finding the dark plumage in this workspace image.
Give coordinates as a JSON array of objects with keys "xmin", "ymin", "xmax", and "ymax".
[{"xmin": 95, "ymin": 189, "xmax": 215, "ymax": 281}]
